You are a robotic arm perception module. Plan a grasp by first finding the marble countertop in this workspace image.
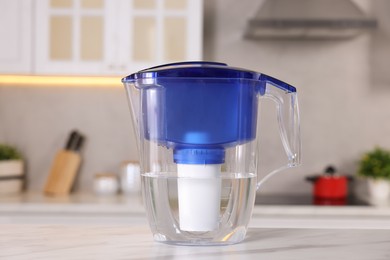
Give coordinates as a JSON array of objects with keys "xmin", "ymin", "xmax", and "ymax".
[
  {"xmin": 1, "ymin": 192, "xmax": 390, "ymax": 259},
  {"xmin": 1, "ymin": 224, "xmax": 389, "ymax": 259}
]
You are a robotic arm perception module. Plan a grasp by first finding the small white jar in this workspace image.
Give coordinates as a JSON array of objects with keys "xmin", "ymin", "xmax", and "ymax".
[
  {"xmin": 93, "ymin": 173, "xmax": 119, "ymax": 196},
  {"xmin": 120, "ymin": 161, "xmax": 141, "ymax": 194}
]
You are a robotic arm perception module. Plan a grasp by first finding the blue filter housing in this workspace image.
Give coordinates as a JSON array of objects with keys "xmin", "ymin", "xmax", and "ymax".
[{"xmin": 122, "ymin": 62, "xmax": 296, "ymax": 165}]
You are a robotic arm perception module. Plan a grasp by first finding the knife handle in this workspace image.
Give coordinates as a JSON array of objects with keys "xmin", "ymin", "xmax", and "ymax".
[{"xmin": 65, "ymin": 131, "xmax": 79, "ymax": 150}]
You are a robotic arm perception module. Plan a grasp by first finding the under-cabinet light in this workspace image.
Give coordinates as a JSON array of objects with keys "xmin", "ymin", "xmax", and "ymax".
[{"xmin": 0, "ymin": 75, "xmax": 121, "ymax": 87}]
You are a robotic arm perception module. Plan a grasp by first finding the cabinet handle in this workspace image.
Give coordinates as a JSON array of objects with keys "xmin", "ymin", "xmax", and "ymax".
[{"xmin": 108, "ymin": 64, "xmax": 126, "ymax": 71}]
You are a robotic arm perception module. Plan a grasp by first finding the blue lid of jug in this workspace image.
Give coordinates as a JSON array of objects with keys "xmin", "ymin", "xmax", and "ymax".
[
  {"xmin": 122, "ymin": 61, "xmax": 299, "ymax": 165},
  {"xmin": 122, "ymin": 61, "xmax": 296, "ymax": 93}
]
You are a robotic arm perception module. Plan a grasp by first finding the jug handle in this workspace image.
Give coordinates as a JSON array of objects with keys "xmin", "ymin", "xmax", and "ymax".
[{"xmin": 256, "ymin": 75, "xmax": 301, "ymax": 190}]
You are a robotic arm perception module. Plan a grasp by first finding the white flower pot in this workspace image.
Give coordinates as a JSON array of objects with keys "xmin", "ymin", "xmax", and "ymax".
[
  {"xmin": 354, "ymin": 176, "xmax": 390, "ymax": 206},
  {"xmin": 0, "ymin": 160, "xmax": 24, "ymax": 195}
]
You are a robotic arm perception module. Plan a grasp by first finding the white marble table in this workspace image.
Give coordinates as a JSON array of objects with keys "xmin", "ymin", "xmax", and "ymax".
[
  {"xmin": 0, "ymin": 224, "xmax": 389, "ymax": 260},
  {"xmin": 1, "ymin": 193, "xmax": 390, "ymax": 259}
]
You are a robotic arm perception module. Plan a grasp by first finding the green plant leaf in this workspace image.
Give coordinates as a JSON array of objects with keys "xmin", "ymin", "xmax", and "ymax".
[
  {"xmin": 358, "ymin": 147, "xmax": 390, "ymax": 179},
  {"xmin": 0, "ymin": 144, "xmax": 22, "ymax": 161}
]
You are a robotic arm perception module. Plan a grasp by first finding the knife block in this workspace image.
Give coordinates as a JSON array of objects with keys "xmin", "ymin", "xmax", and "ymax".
[{"xmin": 44, "ymin": 150, "xmax": 81, "ymax": 196}]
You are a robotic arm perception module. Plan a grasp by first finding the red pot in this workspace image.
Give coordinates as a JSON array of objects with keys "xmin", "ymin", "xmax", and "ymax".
[
  {"xmin": 306, "ymin": 166, "xmax": 353, "ymax": 202},
  {"xmin": 312, "ymin": 176, "xmax": 348, "ymax": 199}
]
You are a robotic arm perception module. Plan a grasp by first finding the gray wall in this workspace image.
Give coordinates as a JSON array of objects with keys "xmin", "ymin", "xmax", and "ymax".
[
  {"xmin": 1, "ymin": 0, "xmax": 390, "ymax": 194},
  {"xmin": 0, "ymin": 86, "xmax": 137, "ymax": 192},
  {"xmin": 203, "ymin": 0, "xmax": 390, "ymax": 194}
]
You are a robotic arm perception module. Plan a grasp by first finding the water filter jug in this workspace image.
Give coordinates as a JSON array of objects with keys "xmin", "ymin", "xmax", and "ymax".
[{"xmin": 122, "ymin": 62, "xmax": 301, "ymax": 245}]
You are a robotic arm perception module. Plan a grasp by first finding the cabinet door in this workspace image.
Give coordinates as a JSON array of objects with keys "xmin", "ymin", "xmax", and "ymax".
[
  {"xmin": 35, "ymin": 0, "xmax": 112, "ymax": 75},
  {"xmin": 119, "ymin": 0, "xmax": 203, "ymax": 73},
  {"xmin": 34, "ymin": 0, "xmax": 203, "ymax": 75},
  {"xmin": 0, "ymin": 0, "xmax": 32, "ymax": 74}
]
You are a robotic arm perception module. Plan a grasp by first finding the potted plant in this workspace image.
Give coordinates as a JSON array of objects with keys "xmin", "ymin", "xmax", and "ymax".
[
  {"xmin": 0, "ymin": 144, "xmax": 24, "ymax": 195},
  {"xmin": 355, "ymin": 147, "xmax": 390, "ymax": 205}
]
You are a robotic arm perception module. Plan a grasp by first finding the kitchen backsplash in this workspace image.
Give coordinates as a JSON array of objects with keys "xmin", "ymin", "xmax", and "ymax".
[{"xmin": 0, "ymin": 86, "xmax": 138, "ymax": 192}]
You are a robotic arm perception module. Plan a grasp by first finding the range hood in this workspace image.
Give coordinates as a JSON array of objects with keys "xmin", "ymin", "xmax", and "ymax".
[{"xmin": 244, "ymin": 0, "xmax": 377, "ymax": 40}]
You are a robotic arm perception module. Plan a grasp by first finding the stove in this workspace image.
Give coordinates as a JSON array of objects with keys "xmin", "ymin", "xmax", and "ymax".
[{"xmin": 255, "ymin": 194, "xmax": 369, "ymax": 206}]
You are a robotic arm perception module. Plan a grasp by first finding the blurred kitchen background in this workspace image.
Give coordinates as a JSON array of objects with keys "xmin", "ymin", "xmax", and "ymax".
[{"xmin": 0, "ymin": 0, "xmax": 390, "ymax": 199}]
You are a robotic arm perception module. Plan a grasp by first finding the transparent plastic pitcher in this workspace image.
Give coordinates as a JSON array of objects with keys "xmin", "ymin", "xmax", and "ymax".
[{"xmin": 122, "ymin": 62, "xmax": 300, "ymax": 245}]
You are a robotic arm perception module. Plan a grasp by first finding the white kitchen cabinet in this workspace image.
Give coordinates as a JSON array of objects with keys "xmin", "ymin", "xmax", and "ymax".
[
  {"xmin": 0, "ymin": 0, "xmax": 32, "ymax": 74},
  {"xmin": 34, "ymin": 0, "xmax": 203, "ymax": 75}
]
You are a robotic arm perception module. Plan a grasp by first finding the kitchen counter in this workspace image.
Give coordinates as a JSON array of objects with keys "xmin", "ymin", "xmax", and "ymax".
[
  {"xmin": 1, "ymin": 192, "xmax": 390, "ymax": 259},
  {"xmin": 2, "ymin": 192, "xmax": 390, "ymax": 229},
  {"xmin": 0, "ymin": 192, "xmax": 389, "ymax": 215}
]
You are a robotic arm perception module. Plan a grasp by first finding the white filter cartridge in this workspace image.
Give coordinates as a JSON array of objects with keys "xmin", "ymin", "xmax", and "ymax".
[{"xmin": 177, "ymin": 164, "xmax": 221, "ymax": 232}]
